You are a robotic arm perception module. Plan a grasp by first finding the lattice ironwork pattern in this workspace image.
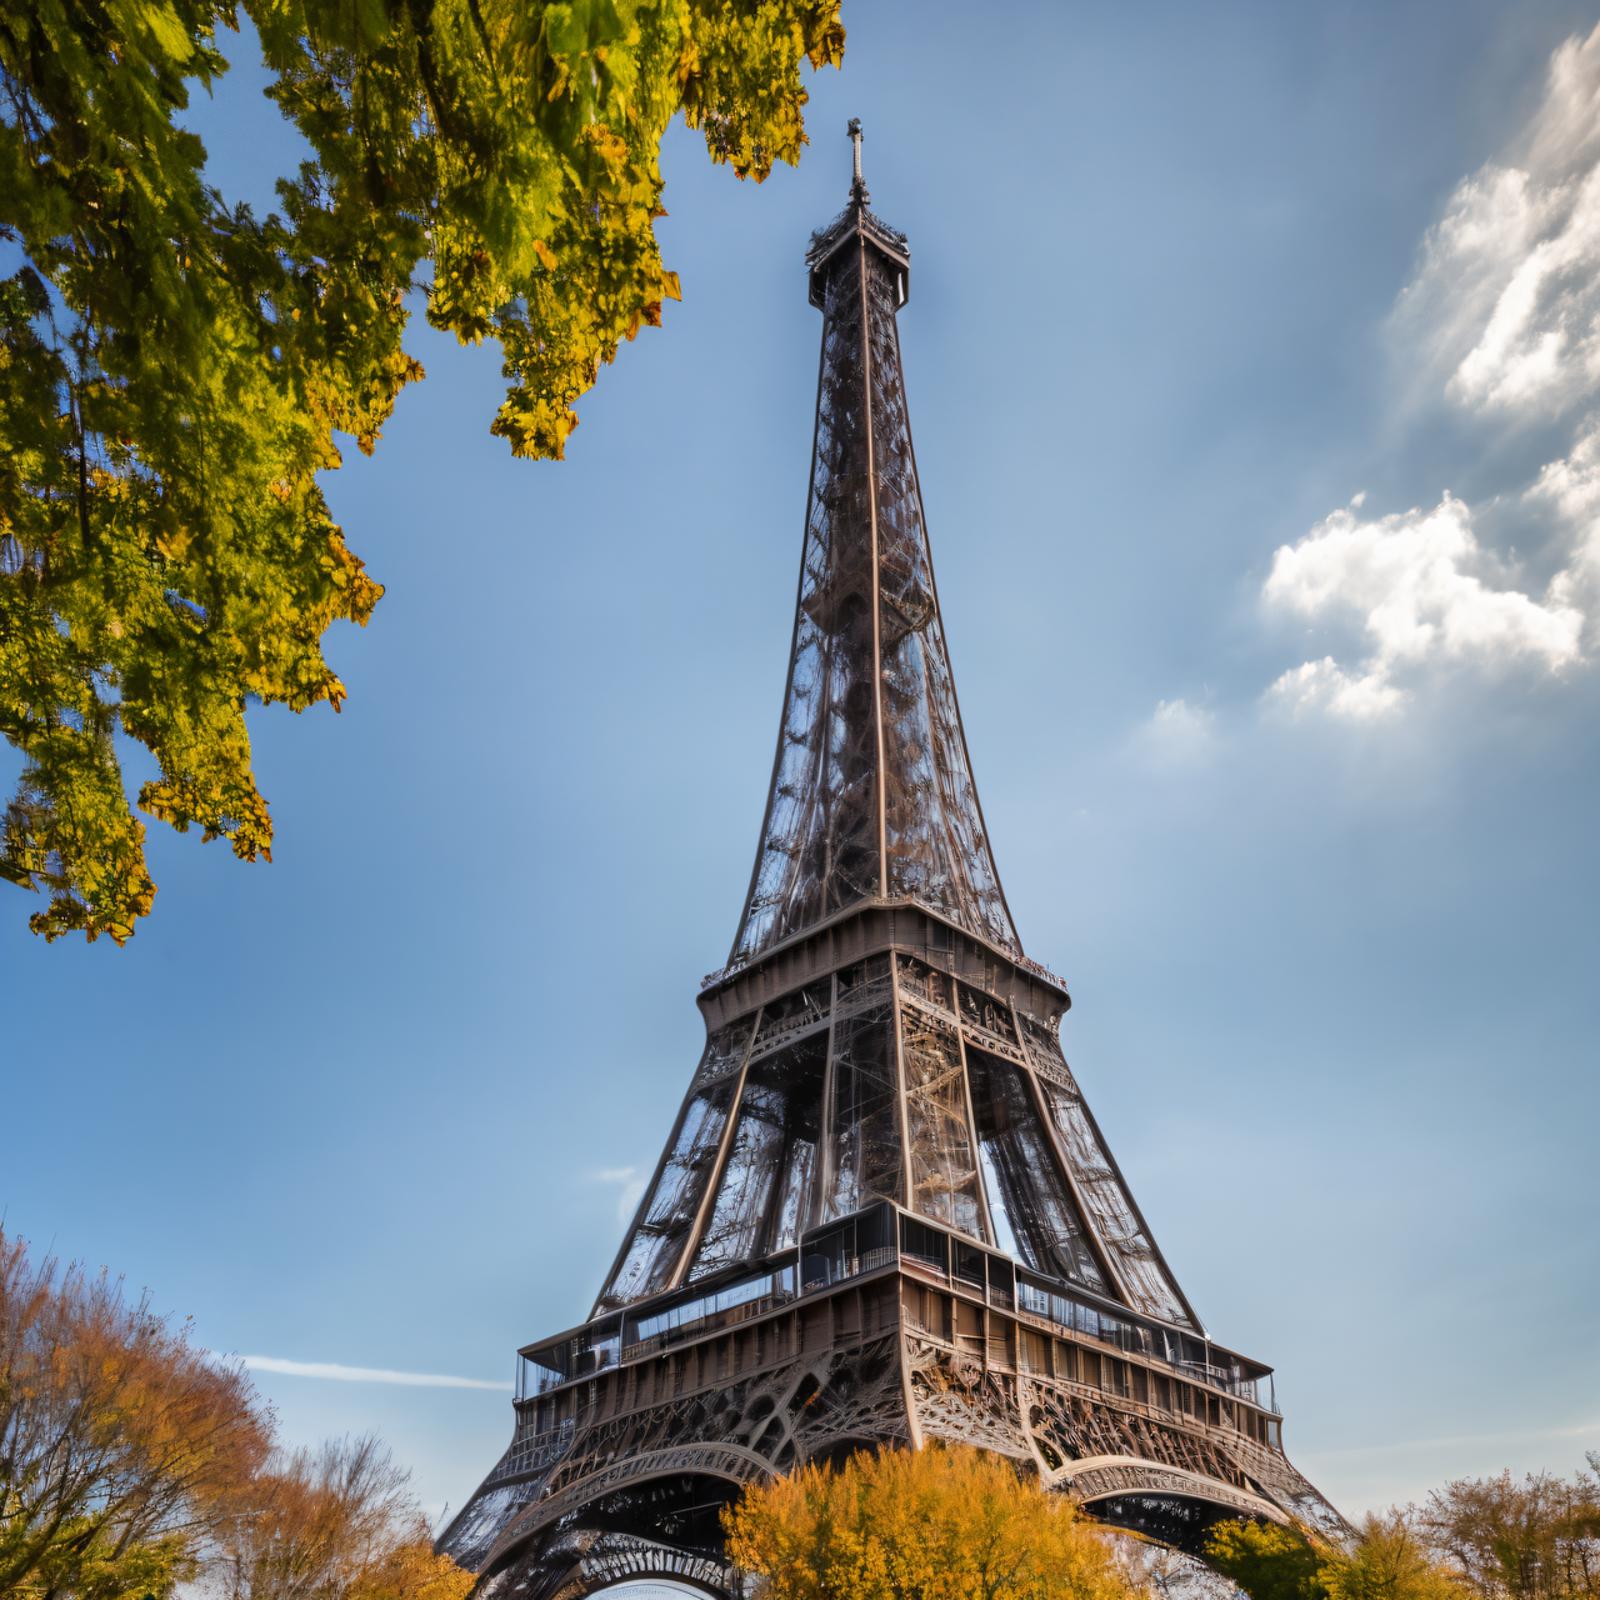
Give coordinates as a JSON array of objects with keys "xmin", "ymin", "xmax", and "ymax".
[
  {"xmin": 462, "ymin": 1333, "xmax": 910, "ymax": 1600},
  {"xmin": 1016, "ymin": 1013, "xmax": 1198, "ymax": 1328},
  {"xmin": 729, "ymin": 190, "xmax": 1016, "ymax": 964},
  {"xmin": 439, "ymin": 132, "xmax": 1345, "ymax": 1600},
  {"xmin": 597, "ymin": 951, "xmax": 1186, "ymax": 1319}
]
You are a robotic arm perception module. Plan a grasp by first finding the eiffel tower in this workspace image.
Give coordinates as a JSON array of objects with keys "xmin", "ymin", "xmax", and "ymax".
[{"xmin": 439, "ymin": 123, "xmax": 1343, "ymax": 1599}]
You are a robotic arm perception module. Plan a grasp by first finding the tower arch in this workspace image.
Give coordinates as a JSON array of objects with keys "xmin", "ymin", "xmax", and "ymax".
[{"xmin": 438, "ymin": 124, "xmax": 1345, "ymax": 1597}]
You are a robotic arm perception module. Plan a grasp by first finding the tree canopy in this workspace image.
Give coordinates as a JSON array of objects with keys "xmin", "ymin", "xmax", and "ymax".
[
  {"xmin": 0, "ymin": 0, "xmax": 844, "ymax": 942},
  {"xmin": 1204, "ymin": 1518, "xmax": 1332, "ymax": 1600},
  {"xmin": 0, "ymin": 1227, "xmax": 472, "ymax": 1600},
  {"xmin": 1418, "ymin": 1464, "xmax": 1600, "ymax": 1600},
  {"xmin": 1206, "ymin": 1488, "xmax": 1600, "ymax": 1600},
  {"xmin": 722, "ymin": 1443, "xmax": 1140, "ymax": 1600},
  {"xmin": 210, "ymin": 1434, "xmax": 474, "ymax": 1600}
]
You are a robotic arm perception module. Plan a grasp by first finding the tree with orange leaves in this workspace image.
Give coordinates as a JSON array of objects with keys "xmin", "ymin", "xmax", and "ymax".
[
  {"xmin": 0, "ymin": 1228, "xmax": 469, "ymax": 1600},
  {"xmin": 722, "ymin": 1443, "xmax": 1141, "ymax": 1600},
  {"xmin": 0, "ymin": 1230, "xmax": 268, "ymax": 1598},
  {"xmin": 210, "ymin": 1435, "xmax": 471, "ymax": 1600}
]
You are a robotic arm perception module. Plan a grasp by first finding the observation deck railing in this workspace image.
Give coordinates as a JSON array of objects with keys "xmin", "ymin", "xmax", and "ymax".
[{"xmin": 518, "ymin": 1200, "xmax": 1275, "ymax": 1415}]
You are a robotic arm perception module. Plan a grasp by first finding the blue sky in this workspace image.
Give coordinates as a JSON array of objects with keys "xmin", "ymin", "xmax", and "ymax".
[{"xmin": 4, "ymin": 0, "xmax": 1598, "ymax": 1526}]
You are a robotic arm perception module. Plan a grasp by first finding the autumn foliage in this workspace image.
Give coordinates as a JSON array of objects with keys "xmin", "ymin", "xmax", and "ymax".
[
  {"xmin": 1206, "ymin": 1480, "xmax": 1600, "ymax": 1600},
  {"xmin": 0, "ymin": 0, "xmax": 844, "ymax": 942},
  {"xmin": 10, "ymin": 1214, "xmax": 1591, "ymax": 1600},
  {"xmin": 1418, "ymin": 1465, "xmax": 1600, "ymax": 1600},
  {"xmin": 723, "ymin": 1443, "xmax": 1141, "ymax": 1600},
  {"xmin": 726, "ymin": 1442, "xmax": 1600, "ymax": 1600},
  {"xmin": 1192, "ymin": 1520, "xmax": 1321, "ymax": 1600},
  {"xmin": 0, "ymin": 1229, "xmax": 470, "ymax": 1600}
]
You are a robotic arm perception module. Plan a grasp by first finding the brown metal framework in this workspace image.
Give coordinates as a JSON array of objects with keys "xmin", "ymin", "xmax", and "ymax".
[{"xmin": 438, "ymin": 124, "xmax": 1343, "ymax": 1600}]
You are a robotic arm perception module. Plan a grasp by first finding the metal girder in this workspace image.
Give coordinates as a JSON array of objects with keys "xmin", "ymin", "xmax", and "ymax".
[{"xmin": 440, "ymin": 131, "xmax": 1344, "ymax": 1597}]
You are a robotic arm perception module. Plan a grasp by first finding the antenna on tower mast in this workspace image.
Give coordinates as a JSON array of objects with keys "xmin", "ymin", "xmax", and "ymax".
[{"xmin": 847, "ymin": 117, "xmax": 868, "ymax": 203}]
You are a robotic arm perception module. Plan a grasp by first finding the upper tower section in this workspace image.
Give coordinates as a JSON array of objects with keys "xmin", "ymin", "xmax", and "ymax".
[
  {"xmin": 805, "ymin": 118, "xmax": 911, "ymax": 309},
  {"xmin": 730, "ymin": 124, "xmax": 1019, "ymax": 966}
]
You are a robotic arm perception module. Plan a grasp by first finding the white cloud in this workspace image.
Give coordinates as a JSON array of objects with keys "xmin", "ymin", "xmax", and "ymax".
[
  {"xmin": 1257, "ymin": 25, "xmax": 1600, "ymax": 721},
  {"xmin": 1447, "ymin": 166, "xmax": 1600, "ymax": 414},
  {"xmin": 1150, "ymin": 697, "xmax": 1212, "ymax": 736},
  {"xmin": 1265, "ymin": 657, "xmax": 1405, "ymax": 722},
  {"xmin": 1399, "ymin": 24, "xmax": 1600, "ymax": 418},
  {"xmin": 1262, "ymin": 493, "xmax": 1583, "ymax": 713},
  {"xmin": 1532, "ymin": 414, "xmax": 1600, "ymax": 520},
  {"xmin": 1534, "ymin": 419, "xmax": 1600, "ymax": 615},
  {"xmin": 590, "ymin": 1164, "xmax": 648, "ymax": 1224},
  {"xmin": 239, "ymin": 1355, "xmax": 512, "ymax": 1391},
  {"xmin": 1138, "ymin": 697, "xmax": 1216, "ymax": 760}
]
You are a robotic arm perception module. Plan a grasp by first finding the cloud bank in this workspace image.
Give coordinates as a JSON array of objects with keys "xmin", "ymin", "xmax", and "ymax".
[
  {"xmin": 1264, "ymin": 493, "xmax": 1583, "ymax": 719},
  {"xmin": 1261, "ymin": 22, "xmax": 1600, "ymax": 719}
]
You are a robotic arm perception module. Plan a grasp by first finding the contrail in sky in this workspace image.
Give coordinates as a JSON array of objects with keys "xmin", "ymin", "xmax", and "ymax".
[{"xmin": 239, "ymin": 1354, "xmax": 513, "ymax": 1392}]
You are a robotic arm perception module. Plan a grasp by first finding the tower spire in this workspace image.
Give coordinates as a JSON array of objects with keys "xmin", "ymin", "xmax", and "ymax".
[{"xmin": 732, "ymin": 130, "xmax": 1016, "ymax": 964}]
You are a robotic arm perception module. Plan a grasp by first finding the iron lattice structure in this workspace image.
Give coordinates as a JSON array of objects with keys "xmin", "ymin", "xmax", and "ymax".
[{"xmin": 439, "ymin": 126, "xmax": 1344, "ymax": 1600}]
